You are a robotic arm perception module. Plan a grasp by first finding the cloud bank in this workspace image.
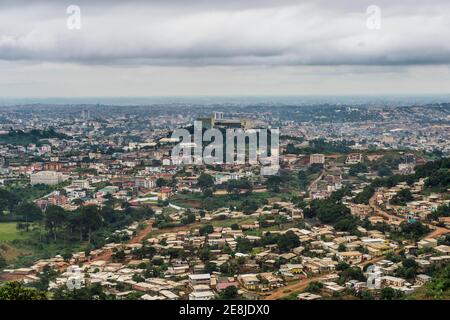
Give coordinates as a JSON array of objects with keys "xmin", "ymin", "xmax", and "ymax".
[{"xmin": 0, "ymin": 0, "xmax": 449, "ymax": 67}]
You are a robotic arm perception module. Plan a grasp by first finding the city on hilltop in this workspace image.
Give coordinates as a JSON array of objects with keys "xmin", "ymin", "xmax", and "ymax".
[
  {"xmin": 0, "ymin": 104, "xmax": 449, "ymax": 301},
  {"xmin": 0, "ymin": 0, "xmax": 450, "ymax": 308}
]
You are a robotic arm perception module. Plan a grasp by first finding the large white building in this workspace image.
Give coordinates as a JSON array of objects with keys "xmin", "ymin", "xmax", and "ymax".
[{"xmin": 30, "ymin": 171, "xmax": 68, "ymax": 185}]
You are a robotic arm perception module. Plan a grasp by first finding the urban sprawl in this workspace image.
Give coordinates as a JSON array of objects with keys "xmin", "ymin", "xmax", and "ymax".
[{"xmin": 0, "ymin": 103, "xmax": 449, "ymax": 300}]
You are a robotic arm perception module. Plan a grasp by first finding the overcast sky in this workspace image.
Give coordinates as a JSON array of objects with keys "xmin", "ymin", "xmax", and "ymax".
[{"xmin": 1, "ymin": 0, "xmax": 450, "ymax": 97}]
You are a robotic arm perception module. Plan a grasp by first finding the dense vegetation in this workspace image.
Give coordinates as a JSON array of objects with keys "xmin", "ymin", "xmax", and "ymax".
[
  {"xmin": 0, "ymin": 129, "xmax": 69, "ymax": 146},
  {"xmin": 305, "ymin": 189, "xmax": 358, "ymax": 233},
  {"xmin": 286, "ymin": 138, "xmax": 354, "ymax": 155},
  {"xmin": 354, "ymin": 158, "xmax": 450, "ymax": 204}
]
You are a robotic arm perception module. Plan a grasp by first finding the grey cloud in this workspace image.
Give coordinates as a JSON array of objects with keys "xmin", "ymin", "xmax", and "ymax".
[{"xmin": 0, "ymin": 1, "xmax": 450, "ymax": 67}]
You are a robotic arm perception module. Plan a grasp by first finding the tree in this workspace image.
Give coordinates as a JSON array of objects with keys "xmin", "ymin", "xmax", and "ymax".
[
  {"xmin": 197, "ymin": 174, "xmax": 215, "ymax": 191},
  {"xmin": 349, "ymin": 163, "xmax": 368, "ymax": 176},
  {"xmin": 203, "ymin": 188, "xmax": 213, "ymax": 198},
  {"xmin": 397, "ymin": 258, "xmax": 418, "ymax": 280},
  {"xmin": 156, "ymin": 178, "xmax": 167, "ymax": 188},
  {"xmin": 181, "ymin": 212, "xmax": 196, "ymax": 225},
  {"xmin": 236, "ymin": 237, "xmax": 254, "ymax": 254},
  {"xmin": 204, "ymin": 261, "xmax": 217, "ymax": 274},
  {"xmin": 80, "ymin": 205, "xmax": 104, "ymax": 243},
  {"xmin": 199, "ymin": 224, "xmax": 214, "ymax": 236},
  {"xmin": 425, "ymin": 168, "xmax": 450, "ymax": 191},
  {"xmin": 390, "ymin": 188, "xmax": 414, "ymax": 206},
  {"xmin": 32, "ymin": 265, "xmax": 58, "ymax": 291},
  {"xmin": 198, "ymin": 248, "xmax": 211, "ymax": 262},
  {"xmin": 230, "ymin": 223, "xmax": 239, "ymax": 230},
  {"xmin": 226, "ymin": 179, "xmax": 252, "ymax": 195},
  {"xmin": 62, "ymin": 249, "xmax": 73, "ymax": 262},
  {"xmin": 336, "ymin": 262, "xmax": 350, "ymax": 271},
  {"xmin": 44, "ymin": 205, "xmax": 67, "ymax": 241},
  {"xmin": 14, "ymin": 202, "xmax": 43, "ymax": 230},
  {"xmin": 277, "ymin": 231, "xmax": 300, "ymax": 253},
  {"xmin": 219, "ymin": 286, "xmax": 238, "ymax": 300},
  {"xmin": 399, "ymin": 221, "xmax": 429, "ymax": 240},
  {"xmin": 0, "ymin": 255, "xmax": 7, "ymax": 269},
  {"xmin": 306, "ymin": 281, "xmax": 323, "ymax": 293},
  {"xmin": 377, "ymin": 165, "xmax": 393, "ymax": 177},
  {"xmin": 360, "ymin": 290, "xmax": 374, "ymax": 300},
  {"xmin": 0, "ymin": 282, "xmax": 47, "ymax": 300},
  {"xmin": 266, "ymin": 176, "xmax": 283, "ymax": 193},
  {"xmin": 380, "ymin": 287, "xmax": 403, "ymax": 300},
  {"xmin": 112, "ymin": 250, "xmax": 126, "ymax": 262}
]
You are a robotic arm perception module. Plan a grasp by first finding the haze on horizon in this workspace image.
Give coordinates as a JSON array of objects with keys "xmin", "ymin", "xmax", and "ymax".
[{"xmin": 1, "ymin": 0, "xmax": 450, "ymax": 98}]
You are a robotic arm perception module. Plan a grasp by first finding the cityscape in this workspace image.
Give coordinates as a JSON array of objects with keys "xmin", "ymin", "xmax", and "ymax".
[
  {"xmin": 0, "ymin": 0, "xmax": 449, "ymax": 313},
  {"xmin": 0, "ymin": 102, "xmax": 449, "ymax": 302}
]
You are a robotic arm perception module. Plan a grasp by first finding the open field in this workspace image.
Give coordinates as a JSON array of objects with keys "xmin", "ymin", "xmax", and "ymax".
[{"xmin": 0, "ymin": 223, "xmax": 28, "ymax": 242}]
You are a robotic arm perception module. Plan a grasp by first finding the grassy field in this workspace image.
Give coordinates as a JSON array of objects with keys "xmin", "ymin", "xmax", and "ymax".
[{"xmin": 0, "ymin": 223, "xmax": 28, "ymax": 242}]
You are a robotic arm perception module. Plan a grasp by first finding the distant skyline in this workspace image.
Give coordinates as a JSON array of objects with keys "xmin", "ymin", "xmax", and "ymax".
[{"xmin": 1, "ymin": 1, "xmax": 450, "ymax": 97}]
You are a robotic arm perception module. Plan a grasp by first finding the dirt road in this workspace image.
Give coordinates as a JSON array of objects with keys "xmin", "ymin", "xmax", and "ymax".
[
  {"xmin": 264, "ymin": 248, "xmax": 404, "ymax": 300},
  {"xmin": 264, "ymin": 276, "xmax": 323, "ymax": 300},
  {"xmin": 91, "ymin": 219, "xmax": 154, "ymax": 262},
  {"xmin": 426, "ymin": 226, "xmax": 450, "ymax": 239},
  {"xmin": 129, "ymin": 220, "xmax": 154, "ymax": 244}
]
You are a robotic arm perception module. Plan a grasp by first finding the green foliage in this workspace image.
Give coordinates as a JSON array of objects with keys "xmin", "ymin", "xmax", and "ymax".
[
  {"xmin": 380, "ymin": 287, "xmax": 404, "ymax": 300},
  {"xmin": 353, "ymin": 158, "xmax": 450, "ymax": 205},
  {"xmin": 14, "ymin": 202, "xmax": 43, "ymax": 222},
  {"xmin": 276, "ymin": 231, "xmax": 300, "ymax": 253},
  {"xmin": 287, "ymin": 139, "xmax": 353, "ymax": 155},
  {"xmin": 219, "ymin": 286, "xmax": 238, "ymax": 300},
  {"xmin": 419, "ymin": 264, "xmax": 450, "ymax": 299},
  {"xmin": 30, "ymin": 265, "xmax": 59, "ymax": 291},
  {"xmin": 199, "ymin": 224, "xmax": 214, "ymax": 236},
  {"xmin": 337, "ymin": 266, "xmax": 366, "ymax": 284},
  {"xmin": 230, "ymin": 223, "xmax": 239, "ymax": 230},
  {"xmin": 348, "ymin": 163, "xmax": 368, "ymax": 176},
  {"xmin": 236, "ymin": 237, "xmax": 254, "ymax": 254},
  {"xmin": 197, "ymin": 174, "xmax": 215, "ymax": 191},
  {"xmin": 0, "ymin": 254, "xmax": 7, "ymax": 269},
  {"xmin": 181, "ymin": 212, "xmax": 196, "ymax": 225},
  {"xmin": 377, "ymin": 165, "xmax": 393, "ymax": 177},
  {"xmin": 305, "ymin": 193, "xmax": 356, "ymax": 232},
  {"xmin": 112, "ymin": 250, "xmax": 126, "ymax": 262},
  {"xmin": 359, "ymin": 290, "xmax": 374, "ymax": 300},
  {"xmin": 225, "ymin": 178, "xmax": 253, "ymax": 195},
  {"xmin": 0, "ymin": 128, "xmax": 69, "ymax": 146},
  {"xmin": 397, "ymin": 221, "xmax": 429, "ymax": 241},
  {"xmin": 266, "ymin": 176, "xmax": 283, "ymax": 193},
  {"xmin": 425, "ymin": 168, "xmax": 450, "ymax": 191},
  {"xmin": 428, "ymin": 203, "xmax": 450, "ymax": 221},
  {"xmin": 306, "ymin": 281, "xmax": 323, "ymax": 293},
  {"xmin": 396, "ymin": 259, "xmax": 418, "ymax": 280},
  {"xmin": 0, "ymin": 281, "xmax": 47, "ymax": 300},
  {"xmin": 390, "ymin": 188, "xmax": 414, "ymax": 206},
  {"xmin": 156, "ymin": 178, "xmax": 167, "ymax": 188},
  {"xmin": 204, "ymin": 261, "xmax": 218, "ymax": 273}
]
